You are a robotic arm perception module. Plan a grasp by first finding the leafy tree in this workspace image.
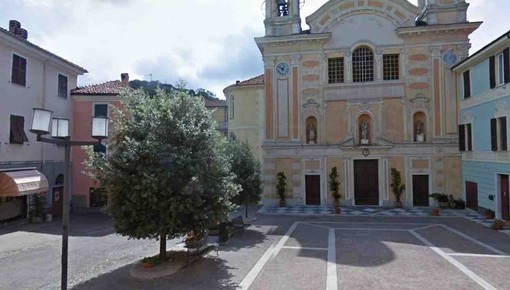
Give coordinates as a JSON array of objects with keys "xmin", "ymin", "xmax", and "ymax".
[
  {"xmin": 227, "ymin": 141, "xmax": 262, "ymax": 218},
  {"xmin": 85, "ymin": 88, "xmax": 238, "ymax": 260}
]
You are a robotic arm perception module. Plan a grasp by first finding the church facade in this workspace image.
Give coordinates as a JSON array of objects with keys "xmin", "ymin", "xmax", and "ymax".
[{"xmin": 254, "ymin": 0, "xmax": 480, "ymax": 207}]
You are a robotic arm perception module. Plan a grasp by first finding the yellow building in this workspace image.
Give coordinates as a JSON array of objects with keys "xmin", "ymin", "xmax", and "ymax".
[
  {"xmin": 224, "ymin": 75, "xmax": 264, "ymax": 160},
  {"xmin": 204, "ymin": 96, "xmax": 228, "ymax": 137},
  {"xmin": 230, "ymin": 0, "xmax": 481, "ymax": 207}
]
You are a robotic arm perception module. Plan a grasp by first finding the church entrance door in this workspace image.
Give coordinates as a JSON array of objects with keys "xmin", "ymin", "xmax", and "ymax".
[
  {"xmin": 354, "ymin": 160, "xmax": 379, "ymax": 205},
  {"xmin": 305, "ymin": 175, "xmax": 321, "ymax": 205}
]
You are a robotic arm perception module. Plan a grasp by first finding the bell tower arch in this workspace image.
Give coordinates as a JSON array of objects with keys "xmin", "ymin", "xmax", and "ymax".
[{"xmin": 264, "ymin": 0, "xmax": 302, "ymax": 36}]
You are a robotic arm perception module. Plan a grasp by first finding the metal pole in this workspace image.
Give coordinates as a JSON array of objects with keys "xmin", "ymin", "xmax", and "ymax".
[{"xmin": 61, "ymin": 137, "xmax": 71, "ymax": 290}]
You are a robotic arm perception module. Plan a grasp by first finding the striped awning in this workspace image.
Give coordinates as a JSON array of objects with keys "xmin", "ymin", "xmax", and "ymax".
[{"xmin": 0, "ymin": 170, "xmax": 49, "ymax": 197}]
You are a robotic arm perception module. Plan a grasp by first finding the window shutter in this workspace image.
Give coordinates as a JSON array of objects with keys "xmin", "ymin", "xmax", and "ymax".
[
  {"xmin": 19, "ymin": 116, "xmax": 28, "ymax": 142},
  {"xmin": 459, "ymin": 124, "xmax": 466, "ymax": 151},
  {"xmin": 504, "ymin": 48, "xmax": 510, "ymax": 83},
  {"xmin": 9, "ymin": 115, "xmax": 24, "ymax": 144},
  {"xmin": 491, "ymin": 118, "xmax": 498, "ymax": 151},
  {"xmin": 463, "ymin": 71, "xmax": 471, "ymax": 98},
  {"xmin": 501, "ymin": 117, "xmax": 508, "ymax": 151},
  {"xmin": 466, "ymin": 123, "xmax": 472, "ymax": 151},
  {"xmin": 489, "ymin": 56, "xmax": 496, "ymax": 89}
]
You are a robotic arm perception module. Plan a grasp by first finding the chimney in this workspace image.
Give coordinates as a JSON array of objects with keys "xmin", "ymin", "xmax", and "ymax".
[
  {"xmin": 121, "ymin": 73, "xmax": 129, "ymax": 87},
  {"xmin": 17, "ymin": 28, "xmax": 28, "ymax": 40},
  {"xmin": 9, "ymin": 20, "xmax": 20, "ymax": 33}
]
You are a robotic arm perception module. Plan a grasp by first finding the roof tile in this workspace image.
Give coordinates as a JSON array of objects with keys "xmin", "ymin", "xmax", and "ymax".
[{"xmin": 71, "ymin": 80, "xmax": 131, "ymax": 95}]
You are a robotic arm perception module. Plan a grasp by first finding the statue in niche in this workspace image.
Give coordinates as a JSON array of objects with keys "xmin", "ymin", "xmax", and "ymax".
[
  {"xmin": 415, "ymin": 121, "xmax": 425, "ymax": 142},
  {"xmin": 307, "ymin": 123, "xmax": 316, "ymax": 144},
  {"xmin": 360, "ymin": 120, "xmax": 369, "ymax": 144}
]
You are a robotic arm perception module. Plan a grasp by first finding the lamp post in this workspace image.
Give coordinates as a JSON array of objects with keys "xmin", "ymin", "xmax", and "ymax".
[{"xmin": 30, "ymin": 108, "xmax": 108, "ymax": 290}]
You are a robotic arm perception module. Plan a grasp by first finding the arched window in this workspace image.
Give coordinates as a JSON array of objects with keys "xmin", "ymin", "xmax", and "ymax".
[
  {"xmin": 305, "ymin": 116, "xmax": 317, "ymax": 144},
  {"xmin": 277, "ymin": 0, "xmax": 289, "ymax": 17},
  {"xmin": 358, "ymin": 114, "xmax": 372, "ymax": 144},
  {"xmin": 352, "ymin": 46, "xmax": 374, "ymax": 83},
  {"xmin": 413, "ymin": 112, "xmax": 426, "ymax": 142}
]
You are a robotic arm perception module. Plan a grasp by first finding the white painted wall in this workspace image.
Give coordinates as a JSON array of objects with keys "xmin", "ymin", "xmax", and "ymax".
[
  {"xmin": 0, "ymin": 33, "xmax": 84, "ymax": 163},
  {"xmin": 324, "ymin": 14, "xmax": 403, "ymax": 50}
]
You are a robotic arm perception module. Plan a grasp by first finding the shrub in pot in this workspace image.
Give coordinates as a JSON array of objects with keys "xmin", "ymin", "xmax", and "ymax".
[
  {"xmin": 329, "ymin": 167, "xmax": 341, "ymax": 214},
  {"xmin": 484, "ymin": 209, "xmax": 495, "ymax": 219},
  {"xmin": 390, "ymin": 168, "xmax": 405, "ymax": 208},
  {"xmin": 430, "ymin": 193, "xmax": 449, "ymax": 208},
  {"xmin": 276, "ymin": 172, "xmax": 287, "ymax": 207}
]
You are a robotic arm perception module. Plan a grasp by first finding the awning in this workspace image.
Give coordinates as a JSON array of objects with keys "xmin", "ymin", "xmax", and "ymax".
[{"xmin": 0, "ymin": 170, "xmax": 49, "ymax": 197}]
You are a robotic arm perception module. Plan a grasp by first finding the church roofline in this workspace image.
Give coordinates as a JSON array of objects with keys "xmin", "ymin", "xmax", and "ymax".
[{"xmin": 396, "ymin": 21, "xmax": 482, "ymax": 36}]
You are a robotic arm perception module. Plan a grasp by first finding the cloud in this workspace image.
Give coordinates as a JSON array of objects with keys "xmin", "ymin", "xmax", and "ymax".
[{"xmin": 199, "ymin": 29, "xmax": 263, "ymax": 83}]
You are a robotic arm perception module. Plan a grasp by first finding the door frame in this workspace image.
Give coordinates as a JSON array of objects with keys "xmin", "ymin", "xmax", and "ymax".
[
  {"xmin": 411, "ymin": 173, "xmax": 431, "ymax": 207},
  {"xmin": 351, "ymin": 158, "xmax": 385, "ymax": 206},
  {"xmin": 496, "ymin": 173, "xmax": 510, "ymax": 219},
  {"xmin": 302, "ymin": 170, "xmax": 324, "ymax": 206}
]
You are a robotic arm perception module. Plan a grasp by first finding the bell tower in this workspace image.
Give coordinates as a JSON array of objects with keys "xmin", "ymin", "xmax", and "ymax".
[
  {"xmin": 419, "ymin": 0, "xmax": 468, "ymax": 25},
  {"xmin": 264, "ymin": 0, "xmax": 302, "ymax": 36}
]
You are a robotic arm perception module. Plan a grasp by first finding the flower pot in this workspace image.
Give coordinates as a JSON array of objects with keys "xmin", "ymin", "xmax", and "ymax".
[
  {"xmin": 439, "ymin": 202, "xmax": 449, "ymax": 209},
  {"xmin": 142, "ymin": 262, "xmax": 153, "ymax": 268},
  {"xmin": 279, "ymin": 199, "xmax": 286, "ymax": 207},
  {"xmin": 431, "ymin": 209, "xmax": 440, "ymax": 216},
  {"xmin": 395, "ymin": 201, "xmax": 403, "ymax": 208}
]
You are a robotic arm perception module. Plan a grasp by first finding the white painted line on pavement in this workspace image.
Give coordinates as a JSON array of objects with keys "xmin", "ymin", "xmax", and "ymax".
[
  {"xmin": 282, "ymin": 246, "xmax": 328, "ymax": 251},
  {"xmin": 448, "ymin": 253, "xmax": 510, "ymax": 258},
  {"xmin": 238, "ymin": 222, "xmax": 299, "ymax": 290},
  {"xmin": 271, "ymin": 221, "xmax": 299, "ymax": 258},
  {"xmin": 412, "ymin": 224, "xmax": 440, "ymax": 231},
  {"xmin": 327, "ymin": 228, "xmax": 338, "ymax": 290},
  {"xmin": 300, "ymin": 222, "xmax": 331, "ymax": 229},
  {"xmin": 330, "ymin": 228, "xmax": 409, "ymax": 231},
  {"xmin": 302, "ymin": 221, "xmax": 434, "ymax": 225},
  {"xmin": 438, "ymin": 224, "xmax": 507, "ymax": 255},
  {"xmin": 409, "ymin": 230, "xmax": 497, "ymax": 290}
]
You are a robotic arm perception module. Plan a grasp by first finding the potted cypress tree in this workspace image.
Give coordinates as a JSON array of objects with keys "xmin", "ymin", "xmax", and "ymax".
[
  {"xmin": 329, "ymin": 167, "xmax": 341, "ymax": 214},
  {"xmin": 276, "ymin": 172, "xmax": 287, "ymax": 207},
  {"xmin": 390, "ymin": 168, "xmax": 405, "ymax": 208}
]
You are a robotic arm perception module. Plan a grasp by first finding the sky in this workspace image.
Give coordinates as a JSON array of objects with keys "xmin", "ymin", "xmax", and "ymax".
[{"xmin": 0, "ymin": 0, "xmax": 508, "ymax": 98}]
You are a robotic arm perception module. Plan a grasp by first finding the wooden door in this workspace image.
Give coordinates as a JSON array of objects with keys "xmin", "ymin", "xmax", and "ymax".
[
  {"xmin": 305, "ymin": 175, "xmax": 321, "ymax": 205},
  {"xmin": 51, "ymin": 186, "xmax": 64, "ymax": 216},
  {"xmin": 501, "ymin": 175, "xmax": 509, "ymax": 219},
  {"xmin": 412, "ymin": 175, "xmax": 429, "ymax": 206},
  {"xmin": 354, "ymin": 160, "xmax": 379, "ymax": 205},
  {"xmin": 465, "ymin": 181, "xmax": 478, "ymax": 211}
]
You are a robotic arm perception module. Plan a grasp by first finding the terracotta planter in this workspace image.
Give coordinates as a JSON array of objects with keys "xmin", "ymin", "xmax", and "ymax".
[
  {"xmin": 505, "ymin": 220, "xmax": 510, "ymax": 227},
  {"xmin": 439, "ymin": 202, "xmax": 449, "ymax": 209},
  {"xmin": 142, "ymin": 262, "xmax": 153, "ymax": 268},
  {"xmin": 431, "ymin": 209, "xmax": 440, "ymax": 216},
  {"xmin": 395, "ymin": 201, "xmax": 403, "ymax": 208}
]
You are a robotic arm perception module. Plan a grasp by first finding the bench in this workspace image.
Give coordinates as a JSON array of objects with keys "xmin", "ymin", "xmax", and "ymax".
[{"xmin": 231, "ymin": 215, "xmax": 250, "ymax": 231}]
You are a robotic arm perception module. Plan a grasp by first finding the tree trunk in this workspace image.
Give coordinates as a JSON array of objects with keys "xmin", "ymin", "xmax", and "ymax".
[{"xmin": 159, "ymin": 234, "xmax": 167, "ymax": 260}]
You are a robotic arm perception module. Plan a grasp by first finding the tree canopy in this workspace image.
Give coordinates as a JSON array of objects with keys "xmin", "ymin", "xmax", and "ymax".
[
  {"xmin": 85, "ymin": 88, "xmax": 238, "ymax": 258},
  {"xmin": 227, "ymin": 141, "xmax": 262, "ymax": 211}
]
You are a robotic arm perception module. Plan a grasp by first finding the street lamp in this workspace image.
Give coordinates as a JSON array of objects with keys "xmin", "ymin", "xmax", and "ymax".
[{"xmin": 30, "ymin": 108, "xmax": 108, "ymax": 290}]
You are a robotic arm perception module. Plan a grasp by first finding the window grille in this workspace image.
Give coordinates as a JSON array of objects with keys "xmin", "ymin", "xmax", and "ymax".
[
  {"xmin": 383, "ymin": 54, "xmax": 399, "ymax": 80},
  {"xmin": 352, "ymin": 47, "xmax": 374, "ymax": 83},
  {"xmin": 58, "ymin": 74, "xmax": 68, "ymax": 98},
  {"xmin": 328, "ymin": 58, "xmax": 344, "ymax": 83}
]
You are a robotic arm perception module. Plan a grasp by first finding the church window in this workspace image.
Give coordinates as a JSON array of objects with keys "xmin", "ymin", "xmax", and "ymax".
[
  {"xmin": 383, "ymin": 54, "xmax": 399, "ymax": 80},
  {"xmin": 277, "ymin": 0, "xmax": 289, "ymax": 17},
  {"xmin": 328, "ymin": 57, "xmax": 344, "ymax": 83},
  {"xmin": 352, "ymin": 46, "xmax": 374, "ymax": 83}
]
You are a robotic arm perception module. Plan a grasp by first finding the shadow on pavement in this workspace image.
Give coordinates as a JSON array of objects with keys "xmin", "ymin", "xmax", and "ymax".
[
  {"xmin": 0, "ymin": 212, "xmax": 115, "ymax": 237},
  {"xmin": 73, "ymin": 257, "xmax": 237, "ymax": 290}
]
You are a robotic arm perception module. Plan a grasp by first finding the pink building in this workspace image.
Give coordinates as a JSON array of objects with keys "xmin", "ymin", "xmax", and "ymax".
[{"xmin": 70, "ymin": 74, "xmax": 130, "ymax": 208}]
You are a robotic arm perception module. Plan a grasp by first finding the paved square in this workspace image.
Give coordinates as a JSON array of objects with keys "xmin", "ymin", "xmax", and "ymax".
[{"xmin": 240, "ymin": 221, "xmax": 510, "ymax": 290}]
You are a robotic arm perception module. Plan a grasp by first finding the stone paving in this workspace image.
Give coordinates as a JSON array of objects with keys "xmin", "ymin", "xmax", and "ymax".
[{"xmin": 258, "ymin": 206, "xmax": 510, "ymax": 236}]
